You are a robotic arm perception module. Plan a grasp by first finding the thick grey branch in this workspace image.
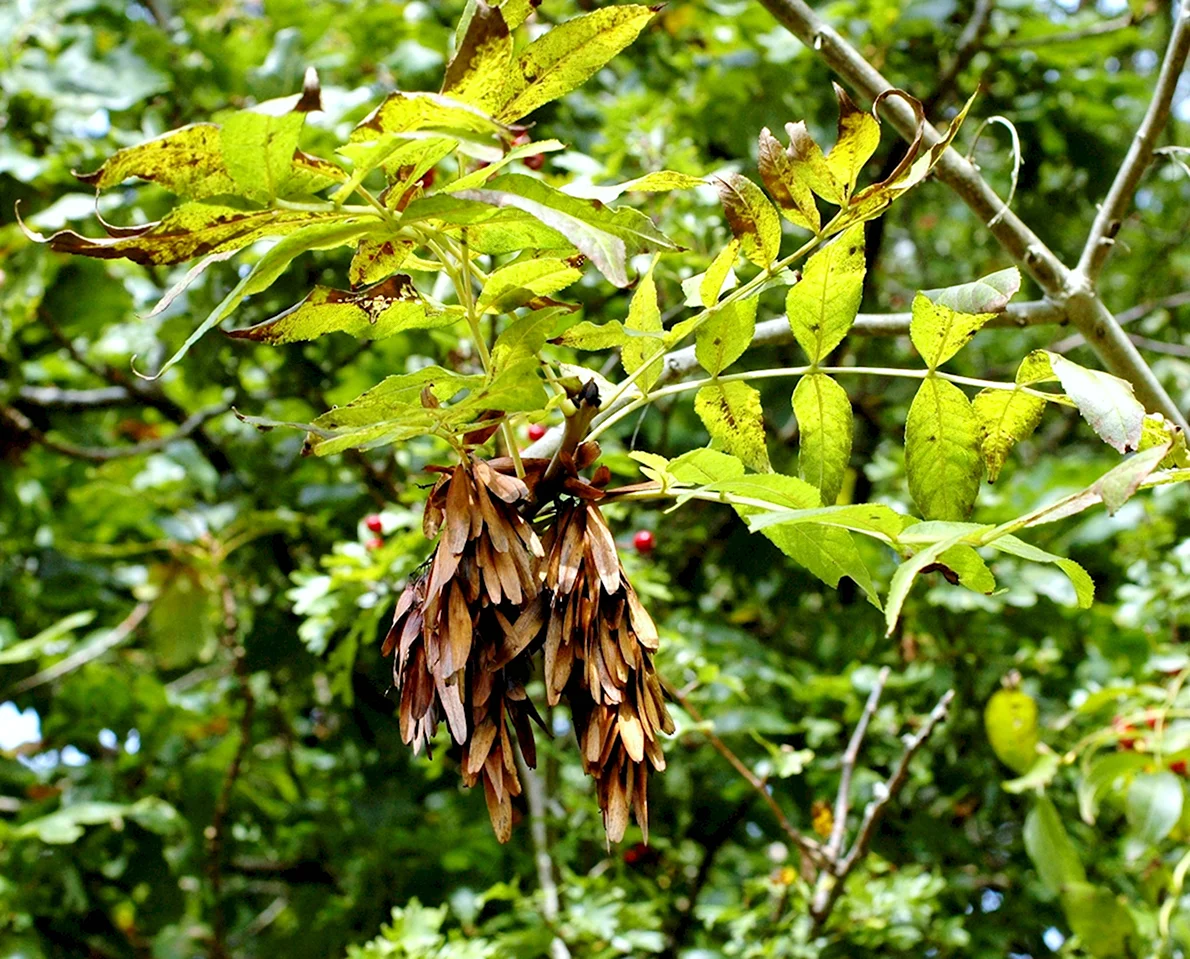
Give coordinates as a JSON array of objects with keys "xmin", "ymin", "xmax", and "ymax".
[
  {"xmin": 755, "ymin": 0, "xmax": 1187, "ymax": 428},
  {"xmin": 1077, "ymin": 1, "xmax": 1190, "ymax": 283}
]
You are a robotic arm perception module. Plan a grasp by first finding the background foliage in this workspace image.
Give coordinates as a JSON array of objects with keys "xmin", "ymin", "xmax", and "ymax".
[{"xmin": 2, "ymin": 0, "xmax": 1190, "ymax": 956}]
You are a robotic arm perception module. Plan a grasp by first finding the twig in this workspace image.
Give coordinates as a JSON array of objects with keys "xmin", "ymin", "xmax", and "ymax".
[
  {"xmin": 1077, "ymin": 2, "xmax": 1190, "ymax": 284},
  {"xmin": 990, "ymin": 12, "xmax": 1136, "ymax": 50},
  {"xmin": 206, "ymin": 579, "xmax": 256, "ymax": 959},
  {"xmin": 755, "ymin": 0, "xmax": 1187, "ymax": 429},
  {"xmin": 926, "ymin": 0, "xmax": 995, "ymax": 112},
  {"xmin": 1, "ymin": 404, "xmax": 228, "ymax": 463},
  {"xmin": 664, "ymin": 679, "xmax": 825, "ymax": 865},
  {"xmin": 5, "ymin": 603, "xmax": 151, "ymax": 695},
  {"xmin": 1128, "ymin": 334, "xmax": 1190, "ymax": 359},
  {"xmin": 518, "ymin": 752, "xmax": 571, "ymax": 959},
  {"xmin": 15, "ymin": 385, "xmax": 133, "ymax": 410},
  {"xmin": 1053, "ymin": 290, "xmax": 1190, "ymax": 352},
  {"xmin": 824, "ymin": 667, "xmax": 889, "ymax": 860},
  {"xmin": 809, "ymin": 689, "xmax": 955, "ymax": 926}
]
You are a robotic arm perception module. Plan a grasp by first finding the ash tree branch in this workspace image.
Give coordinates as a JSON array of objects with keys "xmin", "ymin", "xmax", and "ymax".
[
  {"xmin": 754, "ymin": 0, "xmax": 1187, "ymax": 430},
  {"xmin": 809, "ymin": 688, "xmax": 956, "ymax": 927},
  {"xmin": 1077, "ymin": 1, "xmax": 1190, "ymax": 284},
  {"xmin": 824, "ymin": 667, "xmax": 890, "ymax": 861},
  {"xmin": 16, "ymin": 385, "xmax": 133, "ymax": 411},
  {"xmin": 517, "ymin": 751, "xmax": 572, "ymax": 959},
  {"xmin": 1, "ymin": 404, "xmax": 229, "ymax": 463},
  {"xmin": 990, "ymin": 12, "xmax": 1138, "ymax": 50}
]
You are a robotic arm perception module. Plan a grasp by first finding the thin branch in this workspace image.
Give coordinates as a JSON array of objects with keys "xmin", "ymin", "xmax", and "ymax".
[
  {"xmin": 664, "ymin": 679, "xmax": 825, "ymax": 865},
  {"xmin": 990, "ymin": 12, "xmax": 1136, "ymax": 50},
  {"xmin": 927, "ymin": 0, "xmax": 996, "ymax": 112},
  {"xmin": 824, "ymin": 667, "xmax": 890, "ymax": 860},
  {"xmin": 207, "ymin": 579, "xmax": 256, "ymax": 959},
  {"xmin": 1128, "ymin": 333, "xmax": 1190, "ymax": 359},
  {"xmin": 755, "ymin": 0, "xmax": 1187, "ymax": 429},
  {"xmin": 4, "ymin": 602, "xmax": 151, "ymax": 695},
  {"xmin": 1052, "ymin": 290, "xmax": 1190, "ymax": 352},
  {"xmin": 1, "ymin": 404, "xmax": 228, "ymax": 463},
  {"xmin": 809, "ymin": 689, "xmax": 955, "ymax": 926},
  {"xmin": 1077, "ymin": 1, "xmax": 1190, "ymax": 283},
  {"xmin": 16, "ymin": 385, "xmax": 133, "ymax": 410}
]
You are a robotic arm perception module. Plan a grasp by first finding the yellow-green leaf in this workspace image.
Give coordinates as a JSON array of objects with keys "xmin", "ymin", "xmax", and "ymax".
[
  {"xmin": 564, "ymin": 170, "xmax": 705, "ymax": 204},
  {"xmin": 476, "ymin": 257, "xmax": 582, "ymax": 313},
  {"xmin": 825, "ymin": 83, "xmax": 880, "ymax": 201},
  {"xmin": 973, "ymin": 388, "xmax": 1046, "ymax": 482},
  {"xmin": 785, "ymin": 223, "xmax": 865, "ymax": 363},
  {"xmin": 313, "ymin": 367, "xmax": 483, "ymax": 431},
  {"xmin": 984, "ymin": 687, "xmax": 1040, "ymax": 775},
  {"xmin": 716, "ymin": 172, "xmax": 781, "ymax": 268},
  {"xmin": 694, "ymin": 380, "xmax": 770, "ymax": 472},
  {"xmin": 493, "ymin": 5, "xmax": 659, "ymax": 122},
  {"xmin": 349, "ymin": 236, "xmax": 416, "ymax": 287},
  {"xmin": 441, "ymin": 0, "xmax": 513, "ymax": 110},
  {"xmin": 76, "ymin": 123, "xmax": 237, "ymax": 197},
  {"xmin": 221, "ymin": 107, "xmax": 306, "ymax": 204},
  {"xmin": 909, "ymin": 292, "xmax": 995, "ymax": 369},
  {"xmin": 621, "ymin": 264, "xmax": 664, "ymax": 390},
  {"xmin": 906, "ymin": 376, "xmax": 983, "ymax": 520},
  {"xmin": 695, "ymin": 296, "xmax": 757, "ymax": 376},
  {"xmin": 228, "ymin": 276, "xmax": 458, "ymax": 345},
  {"xmin": 793, "ymin": 372, "xmax": 852, "ymax": 505},
  {"xmin": 757, "ymin": 127, "xmax": 820, "ymax": 232},
  {"xmin": 698, "ymin": 240, "xmax": 740, "ymax": 308},
  {"xmin": 785, "ymin": 120, "xmax": 844, "ymax": 205},
  {"xmin": 990, "ymin": 535, "xmax": 1093, "ymax": 608},
  {"xmin": 351, "ymin": 91, "xmax": 508, "ymax": 143}
]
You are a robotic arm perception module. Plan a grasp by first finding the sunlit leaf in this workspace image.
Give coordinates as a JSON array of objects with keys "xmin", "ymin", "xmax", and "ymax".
[
  {"xmin": 988, "ymin": 535, "xmax": 1093, "ymax": 608},
  {"xmin": 824, "ymin": 83, "xmax": 880, "ymax": 202},
  {"xmin": 909, "ymin": 292, "xmax": 995, "ymax": 369},
  {"xmin": 493, "ymin": 5, "xmax": 660, "ymax": 122},
  {"xmin": 563, "ymin": 170, "xmax": 705, "ymax": 204},
  {"xmin": 784, "ymin": 120, "xmax": 843, "ymax": 205},
  {"xmin": 695, "ymin": 295, "xmax": 758, "ymax": 376},
  {"xmin": 785, "ymin": 223, "xmax": 865, "ymax": 363},
  {"xmin": 349, "ymin": 235, "xmax": 416, "ymax": 287},
  {"xmin": 694, "ymin": 380, "xmax": 770, "ymax": 472},
  {"xmin": 757, "ymin": 127, "xmax": 820, "ymax": 231},
  {"xmin": 441, "ymin": 0, "xmax": 512, "ymax": 111},
  {"xmin": 622, "ymin": 262, "xmax": 664, "ymax": 390},
  {"xmin": 905, "ymin": 376, "xmax": 983, "ymax": 519},
  {"xmin": 921, "ymin": 267, "xmax": 1021, "ymax": 314},
  {"xmin": 476, "ymin": 257, "xmax": 583, "ymax": 313},
  {"xmin": 984, "ymin": 686, "xmax": 1040, "ymax": 774},
  {"xmin": 715, "ymin": 172, "xmax": 781, "ymax": 268},
  {"xmin": 1024, "ymin": 796, "xmax": 1086, "ymax": 896},
  {"xmin": 698, "ymin": 240, "xmax": 741, "ymax": 308},
  {"xmin": 1126, "ymin": 771, "xmax": 1182, "ymax": 844},
  {"xmin": 973, "ymin": 388, "xmax": 1046, "ymax": 482},
  {"xmin": 792, "ymin": 372, "xmax": 851, "ymax": 505}
]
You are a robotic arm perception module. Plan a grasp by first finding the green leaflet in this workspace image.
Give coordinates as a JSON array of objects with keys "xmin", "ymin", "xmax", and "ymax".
[
  {"xmin": 699, "ymin": 240, "xmax": 740, "ymax": 308},
  {"xmin": 824, "ymin": 84, "xmax": 881, "ymax": 202},
  {"xmin": 792, "ymin": 372, "xmax": 852, "ymax": 505},
  {"xmin": 757, "ymin": 127, "xmax": 820, "ymax": 232},
  {"xmin": 313, "ymin": 367, "xmax": 483, "ymax": 430},
  {"xmin": 884, "ymin": 524, "xmax": 993, "ymax": 633},
  {"xmin": 921, "ymin": 267, "xmax": 1021, "ymax": 314},
  {"xmin": 491, "ymin": 309, "xmax": 566, "ymax": 369},
  {"xmin": 555, "ymin": 320, "xmax": 636, "ymax": 351},
  {"xmin": 714, "ymin": 473, "xmax": 879, "ymax": 606},
  {"xmin": 695, "ymin": 296, "xmax": 758, "ymax": 376},
  {"xmin": 744, "ymin": 502, "xmax": 909, "ymax": 539},
  {"xmin": 935, "ymin": 543, "xmax": 995, "ymax": 593},
  {"xmin": 621, "ymin": 263, "xmax": 664, "ymax": 391},
  {"xmin": 785, "ymin": 223, "xmax": 865, "ymax": 363},
  {"xmin": 221, "ymin": 107, "xmax": 306, "ymax": 204},
  {"xmin": 1139, "ymin": 413, "xmax": 1190, "ymax": 468},
  {"xmin": 715, "ymin": 172, "xmax": 781, "ymax": 268},
  {"xmin": 450, "ymin": 356, "xmax": 548, "ymax": 419},
  {"xmin": 694, "ymin": 380, "xmax": 770, "ymax": 473},
  {"xmin": 905, "ymin": 376, "xmax": 983, "ymax": 520},
  {"xmin": 77, "ymin": 123, "xmax": 236, "ymax": 197},
  {"xmin": 667, "ymin": 448, "xmax": 747, "ymax": 485},
  {"xmin": 1024, "ymin": 797, "xmax": 1087, "ymax": 896},
  {"xmin": 39, "ymin": 202, "xmax": 348, "ymax": 266},
  {"xmin": 445, "ymin": 139, "xmax": 565, "ymax": 193},
  {"xmin": 349, "ymin": 235, "xmax": 416, "ymax": 287},
  {"xmin": 989, "ymin": 535, "xmax": 1094, "ymax": 608},
  {"xmin": 984, "ymin": 687, "xmax": 1040, "ymax": 775},
  {"xmin": 493, "ymin": 5, "xmax": 660, "ymax": 122},
  {"xmin": 228, "ymin": 275, "xmax": 458, "ymax": 345},
  {"xmin": 1060, "ymin": 883, "xmax": 1135, "ymax": 959},
  {"xmin": 909, "ymin": 292, "xmax": 995, "ymax": 369},
  {"xmin": 563, "ymin": 170, "xmax": 705, "ymax": 204},
  {"xmin": 453, "ymin": 174, "xmax": 678, "ymax": 287},
  {"xmin": 334, "ymin": 135, "xmax": 456, "ymax": 206},
  {"xmin": 440, "ymin": 0, "xmax": 512, "ymax": 111},
  {"xmin": 972, "ymin": 388, "xmax": 1046, "ymax": 482},
  {"xmin": 350, "ymin": 91, "xmax": 509, "ymax": 143},
  {"xmin": 476, "ymin": 257, "xmax": 583, "ymax": 313},
  {"xmin": 147, "ymin": 217, "xmax": 380, "ymax": 378}
]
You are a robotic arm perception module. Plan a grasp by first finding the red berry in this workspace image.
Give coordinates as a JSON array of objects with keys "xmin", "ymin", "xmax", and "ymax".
[
  {"xmin": 522, "ymin": 152, "xmax": 546, "ymax": 170},
  {"xmin": 1172, "ymin": 760, "xmax": 1189, "ymax": 777},
  {"xmin": 633, "ymin": 530, "xmax": 656, "ymax": 555},
  {"xmin": 418, "ymin": 168, "xmax": 436, "ymax": 189},
  {"xmin": 511, "ymin": 131, "xmax": 532, "ymax": 147},
  {"xmin": 527, "ymin": 423, "xmax": 547, "ymax": 441},
  {"xmin": 366, "ymin": 537, "xmax": 384, "ymax": 551},
  {"xmin": 365, "ymin": 514, "xmax": 384, "ymax": 534},
  {"xmin": 1145, "ymin": 712, "xmax": 1161, "ymax": 729}
]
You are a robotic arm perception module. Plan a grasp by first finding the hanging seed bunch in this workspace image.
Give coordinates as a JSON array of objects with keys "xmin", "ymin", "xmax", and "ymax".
[
  {"xmin": 383, "ymin": 458, "xmax": 548, "ymax": 841},
  {"xmin": 540, "ymin": 478, "xmax": 674, "ymax": 842}
]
